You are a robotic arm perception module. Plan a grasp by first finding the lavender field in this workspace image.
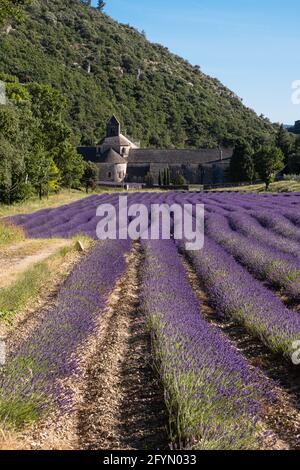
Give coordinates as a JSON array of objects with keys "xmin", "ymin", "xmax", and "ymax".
[{"xmin": 1, "ymin": 191, "xmax": 300, "ymax": 450}]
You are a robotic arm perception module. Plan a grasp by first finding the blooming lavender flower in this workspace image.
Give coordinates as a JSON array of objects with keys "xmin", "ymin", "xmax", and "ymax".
[
  {"xmin": 141, "ymin": 240, "xmax": 273, "ymax": 450},
  {"xmin": 205, "ymin": 213, "xmax": 300, "ymax": 299},
  {"xmin": 183, "ymin": 237, "xmax": 300, "ymax": 359},
  {"xmin": 0, "ymin": 240, "xmax": 130, "ymax": 427}
]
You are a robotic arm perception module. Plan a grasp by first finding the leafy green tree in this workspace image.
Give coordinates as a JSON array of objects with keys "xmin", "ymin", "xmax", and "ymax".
[
  {"xmin": 174, "ymin": 173, "xmax": 186, "ymax": 186},
  {"xmin": 254, "ymin": 145, "xmax": 284, "ymax": 190},
  {"xmin": 82, "ymin": 161, "xmax": 98, "ymax": 193},
  {"xmin": 6, "ymin": 82, "xmax": 31, "ymax": 102},
  {"xmin": 0, "ymin": 136, "xmax": 18, "ymax": 203},
  {"xmin": 0, "ymin": 104, "xmax": 19, "ymax": 139},
  {"xmin": 0, "ymin": 72, "xmax": 18, "ymax": 83},
  {"xmin": 230, "ymin": 142, "xmax": 255, "ymax": 183},
  {"xmin": 276, "ymin": 124, "xmax": 294, "ymax": 163},
  {"xmin": 0, "ymin": 75, "xmax": 85, "ymax": 203},
  {"xmin": 292, "ymin": 121, "xmax": 300, "ymax": 134},
  {"xmin": 0, "ymin": 0, "xmax": 31, "ymax": 26},
  {"xmin": 288, "ymin": 139, "xmax": 300, "ymax": 174},
  {"xmin": 53, "ymin": 141, "xmax": 85, "ymax": 189},
  {"xmin": 27, "ymin": 83, "xmax": 67, "ymax": 123},
  {"xmin": 288, "ymin": 152, "xmax": 300, "ymax": 174},
  {"xmin": 27, "ymin": 146, "xmax": 60, "ymax": 199},
  {"xmin": 242, "ymin": 153, "xmax": 256, "ymax": 184},
  {"xmin": 0, "ymin": 104, "xmax": 27, "ymax": 203}
]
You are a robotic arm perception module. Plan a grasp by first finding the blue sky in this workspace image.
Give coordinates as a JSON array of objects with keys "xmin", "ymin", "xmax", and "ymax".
[{"xmin": 92, "ymin": 0, "xmax": 300, "ymax": 124}]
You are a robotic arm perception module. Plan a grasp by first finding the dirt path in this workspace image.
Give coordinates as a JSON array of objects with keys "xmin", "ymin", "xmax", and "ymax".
[
  {"xmin": 78, "ymin": 243, "xmax": 167, "ymax": 450},
  {"xmin": 15, "ymin": 243, "xmax": 167, "ymax": 451},
  {"xmin": 182, "ymin": 253, "xmax": 300, "ymax": 450},
  {"xmin": 1, "ymin": 246, "xmax": 84, "ymax": 347},
  {"xmin": 0, "ymin": 239, "xmax": 71, "ymax": 289}
]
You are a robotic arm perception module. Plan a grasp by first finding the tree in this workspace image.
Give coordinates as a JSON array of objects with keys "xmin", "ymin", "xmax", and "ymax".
[
  {"xmin": 174, "ymin": 172, "xmax": 186, "ymax": 186},
  {"xmin": 27, "ymin": 83, "xmax": 67, "ymax": 123},
  {"xmin": 52, "ymin": 142, "xmax": 84, "ymax": 189},
  {"xmin": 229, "ymin": 141, "xmax": 255, "ymax": 183},
  {"xmin": 292, "ymin": 121, "xmax": 300, "ymax": 135},
  {"xmin": 288, "ymin": 139, "xmax": 300, "ymax": 174},
  {"xmin": 166, "ymin": 168, "xmax": 171, "ymax": 186},
  {"xmin": 158, "ymin": 170, "xmax": 162, "ymax": 187},
  {"xmin": 144, "ymin": 172, "xmax": 154, "ymax": 187},
  {"xmin": 6, "ymin": 82, "xmax": 31, "ymax": 102},
  {"xmin": 288, "ymin": 152, "xmax": 300, "ymax": 174},
  {"xmin": 0, "ymin": 136, "xmax": 22, "ymax": 203},
  {"xmin": 27, "ymin": 146, "xmax": 60, "ymax": 200},
  {"xmin": 0, "ymin": 0, "xmax": 31, "ymax": 26},
  {"xmin": 254, "ymin": 145, "xmax": 284, "ymax": 190},
  {"xmin": 241, "ymin": 153, "xmax": 256, "ymax": 184},
  {"xmin": 0, "ymin": 74, "xmax": 85, "ymax": 203},
  {"xmin": 0, "ymin": 104, "xmax": 27, "ymax": 203},
  {"xmin": 26, "ymin": 83, "xmax": 84, "ymax": 192},
  {"xmin": 82, "ymin": 161, "xmax": 98, "ymax": 193},
  {"xmin": 163, "ymin": 169, "xmax": 168, "ymax": 186},
  {"xmin": 276, "ymin": 124, "xmax": 294, "ymax": 163},
  {"xmin": 97, "ymin": 1, "xmax": 106, "ymax": 11}
]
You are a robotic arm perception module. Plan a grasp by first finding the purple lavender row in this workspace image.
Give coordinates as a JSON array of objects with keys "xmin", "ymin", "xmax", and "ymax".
[
  {"xmin": 10, "ymin": 192, "xmax": 299, "ymax": 241},
  {"xmin": 250, "ymin": 210, "xmax": 300, "ymax": 244},
  {"xmin": 141, "ymin": 240, "xmax": 272, "ymax": 450},
  {"xmin": 183, "ymin": 237, "xmax": 300, "ymax": 359},
  {"xmin": 227, "ymin": 211, "xmax": 300, "ymax": 260},
  {"xmin": 0, "ymin": 240, "xmax": 130, "ymax": 427},
  {"xmin": 283, "ymin": 209, "xmax": 300, "ymax": 227},
  {"xmin": 205, "ymin": 213, "xmax": 300, "ymax": 300}
]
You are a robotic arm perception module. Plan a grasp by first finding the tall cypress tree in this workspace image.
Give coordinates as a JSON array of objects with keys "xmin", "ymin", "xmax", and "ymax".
[
  {"xmin": 163, "ymin": 169, "xmax": 167, "ymax": 186},
  {"xmin": 158, "ymin": 170, "xmax": 162, "ymax": 187},
  {"xmin": 167, "ymin": 168, "xmax": 171, "ymax": 185}
]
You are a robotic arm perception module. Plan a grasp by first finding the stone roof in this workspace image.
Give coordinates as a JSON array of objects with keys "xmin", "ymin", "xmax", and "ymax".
[
  {"xmin": 78, "ymin": 145, "xmax": 233, "ymax": 167},
  {"xmin": 98, "ymin": 133, "xmax": 133, "ymax": 147},
  {"xmin": 128, "ymin": 148, "xmax": 233, "ymax": 165},
  {"xmin": 77, "ymin": 146, "xmax": 98, "ymax": 162},
  {"xmin": 100, "ymin": 148, "xmax": 127, "ymax": 164}
]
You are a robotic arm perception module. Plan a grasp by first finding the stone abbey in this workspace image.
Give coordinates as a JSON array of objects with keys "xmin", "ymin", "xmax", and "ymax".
[{"xmin": 78, "ymin": 116, "xmax": 233, "ymax": 185}]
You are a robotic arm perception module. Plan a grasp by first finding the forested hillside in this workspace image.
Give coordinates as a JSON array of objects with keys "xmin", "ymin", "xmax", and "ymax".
[{"xmin": 0, "ymin": 0, "xmax": 275, "ymax": 148}]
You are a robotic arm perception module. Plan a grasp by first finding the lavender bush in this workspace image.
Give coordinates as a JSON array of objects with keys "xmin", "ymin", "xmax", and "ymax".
[
  {"xmin": 205, "ymin": 213, "xmax": 300, "ymax": 299},
  {"xmin": 184, "ymin": 237, "xmax": 300, "ymax": 359},
  {"xmin": 141, "ymin": 240, "xmax": 273, "ymax": 450},
  {"xmin": 0, "ymin": 240, "xmax": 130, "ymax": 427}
]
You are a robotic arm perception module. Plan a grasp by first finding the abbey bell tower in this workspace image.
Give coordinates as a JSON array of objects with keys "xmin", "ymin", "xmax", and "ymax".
[{"xmin": 106, "ymin": 115, "xmax": 121, "ymax": 138}]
